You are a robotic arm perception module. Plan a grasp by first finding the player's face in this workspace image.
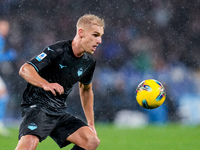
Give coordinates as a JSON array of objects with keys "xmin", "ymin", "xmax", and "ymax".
[
  {"xmin": 81, "ymin": 24, "xmax": 104, "ymax": 54},
  {"xmin": 0, "ymin": 21, "xmax": 9, "ymax": 37}
]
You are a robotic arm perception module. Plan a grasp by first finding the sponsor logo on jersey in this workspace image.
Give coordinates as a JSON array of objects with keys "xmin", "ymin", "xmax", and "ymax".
[
  {"xmin": 36, "ymin": 52, "xmax": 47, "ymax": 61},
  {"xmin": 28, "ymin": 122, "xmax": 38, "ymax": 130},
  {"xmin": 78, "ymin": 67, "xmax": 83, "ymax": 76}
]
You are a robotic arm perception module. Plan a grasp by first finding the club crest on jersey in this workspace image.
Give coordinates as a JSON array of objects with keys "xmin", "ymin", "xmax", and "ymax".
[
  {"xmin": 36, "ymin": 52, "xmax": 47, "ymax": 61},
  {"xmin": 78, "ymin": 67, "xmax": 83, "ymax": 76}
]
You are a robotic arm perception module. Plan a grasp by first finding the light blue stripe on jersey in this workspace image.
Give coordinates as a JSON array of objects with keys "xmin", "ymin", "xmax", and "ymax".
[{"xmin": 27, "ymin": 61, "xmax": 39, "ymax": 72}]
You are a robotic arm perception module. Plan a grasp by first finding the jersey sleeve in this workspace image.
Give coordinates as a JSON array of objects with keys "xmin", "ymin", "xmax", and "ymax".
[
  {"xmin": 27, "ymin": 43, "xmax": 64, "ymax": 72},
  {"xmin": 79, "ymin": 62, "xmax": 96, "ymax": 85}
]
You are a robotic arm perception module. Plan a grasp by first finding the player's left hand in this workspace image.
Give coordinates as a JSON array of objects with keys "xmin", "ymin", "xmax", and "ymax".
[{"xmin": 89, "ymin": 125, "xmax": 97, "ymax": 135}]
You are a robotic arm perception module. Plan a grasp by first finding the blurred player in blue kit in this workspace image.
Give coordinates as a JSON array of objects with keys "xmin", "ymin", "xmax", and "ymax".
[
  {"xmin": 0, "ymin": 76, "xmax": 9, "ymax": 136},
  {"xmin": 0, "ymin": 19, "xmax": 17, "ymax": 136},
  {"xmin": 15, "ymin": 14, "xmax": 104, "ymax": 150}
]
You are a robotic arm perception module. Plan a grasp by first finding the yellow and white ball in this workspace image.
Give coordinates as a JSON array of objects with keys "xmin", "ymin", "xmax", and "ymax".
[{"xmin": 136, "ymin": 79, "xmax": 166, "ymax": 109}]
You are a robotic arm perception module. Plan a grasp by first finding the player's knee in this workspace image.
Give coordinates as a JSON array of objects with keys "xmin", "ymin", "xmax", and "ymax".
[{"xmin": 86, "ymin": 135, "xmax": 100, "ymax": 150}]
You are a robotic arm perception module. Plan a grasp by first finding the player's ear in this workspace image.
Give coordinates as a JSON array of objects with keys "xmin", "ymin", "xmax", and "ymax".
[{"xmin": 78, "ymin": 29, "xmax": 84, "ymax": 38}]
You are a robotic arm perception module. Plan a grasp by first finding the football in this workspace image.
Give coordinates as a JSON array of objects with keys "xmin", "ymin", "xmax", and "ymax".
[{"xmin": 135, "ymin": 79, "xmax": 166, "ymax": 109}]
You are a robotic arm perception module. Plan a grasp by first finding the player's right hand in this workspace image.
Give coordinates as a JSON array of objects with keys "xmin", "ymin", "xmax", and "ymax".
[{"xmin": 42, "ymin": 83, "xmax": 64, "ymax": 96}]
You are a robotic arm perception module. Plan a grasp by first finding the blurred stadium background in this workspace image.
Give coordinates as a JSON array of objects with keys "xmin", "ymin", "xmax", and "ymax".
[{"xmin": 1, "ymin": 0, "xmax": 200, "ymax": 134}]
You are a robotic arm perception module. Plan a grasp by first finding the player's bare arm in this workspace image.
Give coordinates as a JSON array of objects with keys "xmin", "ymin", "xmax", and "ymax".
[
  {"xmin": 19, "ymin": 63, "xmax": 64, "ymax": 96},
  {"xmin": 79, "ymin": 82, "xmax": 96, "ymax": 134}
]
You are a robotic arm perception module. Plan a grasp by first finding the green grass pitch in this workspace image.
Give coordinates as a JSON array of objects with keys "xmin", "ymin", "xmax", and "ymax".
[{"xmin": 0, "ymin": 124, "xmax": 200, "ymax": 150}]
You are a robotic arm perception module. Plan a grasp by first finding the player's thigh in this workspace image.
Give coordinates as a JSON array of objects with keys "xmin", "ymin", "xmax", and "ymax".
[
  {"xmin": 15, "ymin": 135, "xmax": 39, "ymax": 150},
  {"xmin": 67, "ymin": 126, "xmax": 99, "ymax": 146}
]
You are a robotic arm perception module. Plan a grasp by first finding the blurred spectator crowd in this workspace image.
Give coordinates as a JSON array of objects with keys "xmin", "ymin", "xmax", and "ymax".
[{"xmin": 1, "ymin": 0, "xmax": 200, "ymax": 124}]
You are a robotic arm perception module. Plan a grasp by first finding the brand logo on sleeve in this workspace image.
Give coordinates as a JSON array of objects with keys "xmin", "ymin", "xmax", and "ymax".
[
  {"xmin": 36, "ymin": 52, "xmax": 47, "ymax": 61},
  {"xmin": 47, "ymin": 47, "xmax": 54, "ymax": 51}
]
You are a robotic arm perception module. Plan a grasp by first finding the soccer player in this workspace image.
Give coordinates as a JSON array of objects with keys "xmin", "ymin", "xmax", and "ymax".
[
  {"xmin": 15, "ymin": 14, "xmax": 104, "ymax": 150},
  {"xmin": 0, "ymin": 76, "xmax": 9, "ymax": 136},
  {"xmin": 0, "ymin": 19, "xmax": 16, "ymax": 136}
]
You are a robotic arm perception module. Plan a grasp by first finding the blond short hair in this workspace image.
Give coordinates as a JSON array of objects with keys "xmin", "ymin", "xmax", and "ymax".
[{"xmin": 76, "ymin": 14, "xmax": 105, "ymax": 29}]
